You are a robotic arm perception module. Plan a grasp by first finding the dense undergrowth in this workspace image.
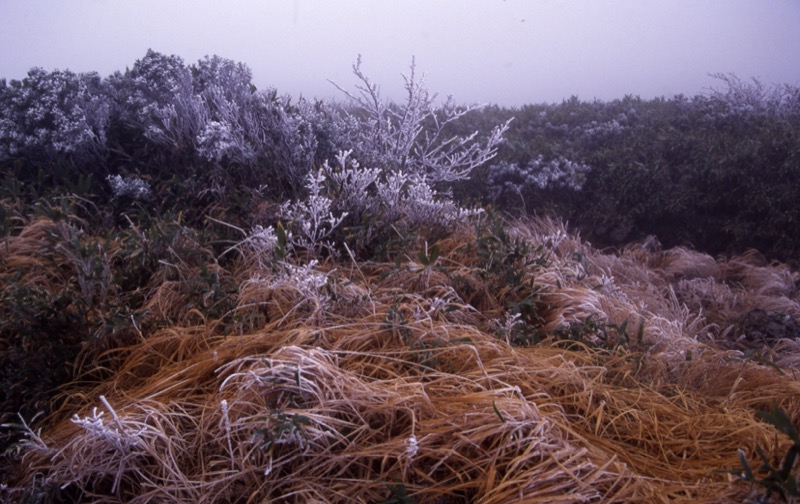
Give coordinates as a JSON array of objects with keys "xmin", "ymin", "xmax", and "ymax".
[
  {"xmin": 3, "ymin": 210, "xmax": 800, "ymax": 503},
  {"xmin": 455, "ymin": 75, "xmax": 800, "ymax": 263},
  {"xmin": 1, "ymin": 51, "xmax": 799, "ymax": 502}
]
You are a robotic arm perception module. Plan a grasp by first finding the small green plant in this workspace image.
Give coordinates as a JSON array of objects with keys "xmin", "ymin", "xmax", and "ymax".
[
  {"xmin": 475, "ymin": 217, "xmax": 548, "ymax": 290},
  {"xmin": 499, "ymin": 291, "xmax": 545, "ymax": 346},
  {"xmin": 382, "ymin": 299, "xmax": 412, "ymax": 343},
  {"xmin": 252, "ymin": 409, "xmax": 312, "ymax": 451},
  {"xmin": 603, "ymin": 319, "xmax": 646, "ymax": 349},
  {"xmin": 727, "ymin": 404, "xmax": 800, "ymax": 502},
  {"xmin": 415, "ymin": 241, "xmax": 441, "ymax": 289},
  {"xmin": 416, "ymin": 241, "xmax": 440, "ymax": 267},
  {"xmin": 380, "ymin": 482, "xmax": 416, "ymax": 504}
]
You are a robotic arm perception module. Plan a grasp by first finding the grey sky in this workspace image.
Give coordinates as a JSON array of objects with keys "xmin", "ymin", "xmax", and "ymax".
[{"xmin": 1, "ymin": 0, "xmax": 799, "ymax": 106}]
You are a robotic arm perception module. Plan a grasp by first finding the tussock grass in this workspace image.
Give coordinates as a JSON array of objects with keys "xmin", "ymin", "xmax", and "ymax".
[{"xmin": 5, "ymin": 217, "xmax": 800, "ymax": 502}]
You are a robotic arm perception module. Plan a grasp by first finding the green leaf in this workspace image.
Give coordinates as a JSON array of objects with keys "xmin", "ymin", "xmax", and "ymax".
[
  {"xmin": 757, "ymin": 405, "xmax": 800, "ymax": 444},
  {"xmin": 748, "ymin": 356, "xmax": 785, "ymax": 375},
  {"xmin": 738, "ymin": 448, "xmax": 756, "ymax": 482},
  {"xmin": 755, "ymin": 443, "xmax": 773, "ymax": 471},
  {"xmin": 429, "ymin": 243, "xmax": 440, "ymax": 264},
  {"xmin": 292, "ymin": 414, "xmax": 313, "ymax": 427},
  {"xmin": 381, "ymin": 482, "xmax": 415, "ymax": 504},
  {"xmin": 617, "ymin": 320, "xmax": 628, "ymax": 337},
  {"xmin": 276, "ymin": 221, "xmax": 287, "ymax": 259},
  {"xmin": 416, "ymin": 249, "xmax": 428, "ymax": 266},
  {"xmin": 417, "ymin": 242, "xmax": 440, "ymax": 267},
  {"xmin": 492, "ymin": 400, "xmax": 507, "ymax": 423}
]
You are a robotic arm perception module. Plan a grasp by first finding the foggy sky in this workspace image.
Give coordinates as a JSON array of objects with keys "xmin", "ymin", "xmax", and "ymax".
[{"xmin": 1, "ymin": 0, "xmax": 799, "ymax": 106}]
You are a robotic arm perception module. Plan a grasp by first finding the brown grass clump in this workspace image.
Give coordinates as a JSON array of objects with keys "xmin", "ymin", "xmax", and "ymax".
[{"xmin": 5, "ymin": 217, "xmax": 800, "ymax": 503}]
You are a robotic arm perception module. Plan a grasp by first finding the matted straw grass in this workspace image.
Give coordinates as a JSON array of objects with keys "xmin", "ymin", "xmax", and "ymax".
[{"xmin": 5, "ymin": 217, "xmax": 800, "ymax": 503}]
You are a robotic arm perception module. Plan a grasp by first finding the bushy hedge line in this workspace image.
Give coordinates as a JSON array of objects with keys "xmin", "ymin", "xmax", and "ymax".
[
  {"xmin": 469, "ymin": 77, "xmax": 800, "ymax": 263},
  {"xmin": 3, "ymin": 51, "xmax": 798, "ymax": 261}
]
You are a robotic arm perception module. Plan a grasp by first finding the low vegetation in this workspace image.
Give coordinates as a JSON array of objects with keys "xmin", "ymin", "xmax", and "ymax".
[{"xmin": 1, "ymin": 51, "xmax": 799, "ymax": 502}]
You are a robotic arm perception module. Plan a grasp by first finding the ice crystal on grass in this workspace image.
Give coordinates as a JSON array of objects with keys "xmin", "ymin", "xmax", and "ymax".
[
  {"xmin": 271, "ymin": 260, "xmax": 330, "ymax": 298},
  {"xmin": 71, "ymin": 405, "xmax": 144, "ymax": 454},
  {"xmin": 543, "ymin": 229, "xmax": 568, "ymax": 252},
  {"xmin": 412, "ymin": 288, "xmax": 465, "ymax": 321},
  {"xmin": 14, "ymin": 413, "xmax": 50, "ymax": 454},
  {"xmin": 220, "ymin": 399, "xmax": 235, "ymax": 470},
  {"xmin": 247, "ymin": 260, "xmax": 333, "ymax": 322},
  {"xmin": 404, "ymin": 434, "xmax": 419, "ymax": 460},
  {"xmin": 68, "ymin": 395, "xmax": 159, "ymax": 493}
]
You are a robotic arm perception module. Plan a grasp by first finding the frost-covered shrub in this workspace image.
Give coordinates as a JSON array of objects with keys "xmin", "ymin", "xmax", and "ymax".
[
  {"xmin": 255, "ymin": 57, "xmax": 509, "ymax": 257},
  {"xmin": 106, "ymin": 174, "xmax": 152, "ymax": 200},
  {"xmin": 328, "ymin": 56, "xmax": 511, "ymax": 184},
  {"xmin": 110, "ymin": 50, "xmax": 206, "ymax": 153},
  {"xmin": 270, "ymin": 148, "xmax": 483, "ymax": 258},
  {"xmin": 192, "ymin": 55, "xmax": 271, "ymax": 167},
  {"xmin": 231, "ymin": 92, "xmax": 318, "ymax": 195},
  {"xmin": 386, "ymin": 172, "xmax": 483, "ymax": 228},
  {"xmin": 192, "ymin": 54, "xmax": 254, "ymax": 98},
  {"xmin": 326, "ymin": 151, "xmax": 481, "ymax": 231},
  {"xmin": 103, "ymin": 51, "xmax": 319, "ymax": 196},
  {"xmin": 196, "ymin": 120, "xmax": 244, "ymax": 163},
  {"xmin": 260, "ymin": 57, "xmax": 507, "ymax": 257},
  {"xmin": 579, "ymin": 117, "xmax": 627, "ymax": 140},
  {"xmin": 0, "ymin": 68, "xmax": 110, "ymax": 162},
  {"xmin": 323, "ymin": 149, "xmax": 380, "ymax": 216},
  {"xmin": 486, "ymin": 156, "xmax": 591, "ymax": 204},
  {"xmin": 191, "ymin": 55, "xmax": 318, "ymax": 195},
  {"xmin": 248, "ymin": 225, "xmax": 280, "ymax": 263},
  {"xmin": 708, "ymin": 73, "xmax": 800, "ymax": 119},
  {"xmin": 280, "ymin": 169, "xmax": 348, "ymax": 256},
  {"xmin": 528, "ymin": 156, "xmax": 591, "ymax": 191},
  {"xmin": 297, "ymin": 99, "xmax": 363, "ymax": 166}
]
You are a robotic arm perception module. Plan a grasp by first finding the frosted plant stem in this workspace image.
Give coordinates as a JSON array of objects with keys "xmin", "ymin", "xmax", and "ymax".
[{"xmin": 221, "ymin": 400, "xmax": 235, "ymax": 470}]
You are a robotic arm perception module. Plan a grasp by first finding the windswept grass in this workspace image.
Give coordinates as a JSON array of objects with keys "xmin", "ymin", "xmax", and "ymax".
[{"xmin": 3, "ymin": 217, "xmax": 800, "ymax": 503}]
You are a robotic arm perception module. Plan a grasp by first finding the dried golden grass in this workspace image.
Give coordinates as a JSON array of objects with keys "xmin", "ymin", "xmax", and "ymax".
[
  {"xmin": 721, "ymin": 251, "xmax": 797, "ymax": 294},
  {"xmin": 0, "ymin": 218, "xmax": 61, "ymax": 286},
  {"xmin": 7, "ymin": 217, "xmax": 800, "ymax": 503},
  {"xmin": 0, "ymin": 216, "xmax": 123, "ymax": 292},
  {"xmin": 652, "ymin": 247, "xmax": 721, "ymax": 281}
]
